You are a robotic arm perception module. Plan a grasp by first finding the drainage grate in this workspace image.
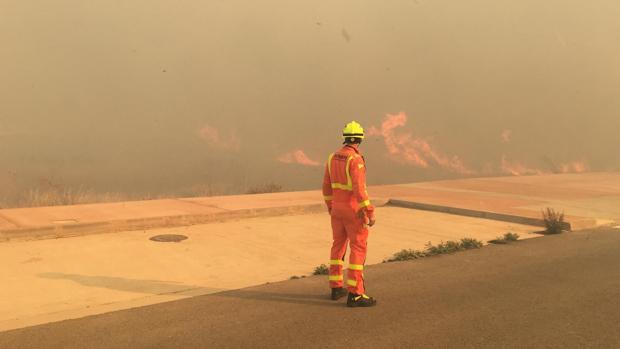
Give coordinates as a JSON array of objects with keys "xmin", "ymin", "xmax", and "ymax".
[{"xmin": 149, "ymin": 234, "xmax": 188, "ymax": 243}]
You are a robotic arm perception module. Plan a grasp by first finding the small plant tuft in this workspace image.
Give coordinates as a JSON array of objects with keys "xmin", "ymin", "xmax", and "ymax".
[
  {"xmin": 542, "ymin": 207, "xmax": 565, "ymax": 234},
  {"xmin": 387, "ymin": 249, "xmax": 427, "ymax": 262},
  {"xmin": 460, "ymin": 237, "xmax": 484, "ymax": 249},
  {"xmin": 489, "ymin": 232, "xmax": 520, "ymax": 244},
  {"xmin": 313, "ymin": 264, "xmax": 329, "ymax": 275},
  {"xmin": 290, "ymin": 275, "xmax": 300, "ymax": 280},
  {"xmin": 385, "ymin": 237, "xmax": 484, "ymax": 262},
  {"xmin": 504, "ymin": 232, "xmax": 520, "ymax": 241}
]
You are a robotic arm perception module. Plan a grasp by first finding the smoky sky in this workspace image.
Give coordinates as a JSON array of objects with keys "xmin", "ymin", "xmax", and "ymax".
[{"xmin": 1, "ymin": 0, "xmax": 619, "ymax": 197}]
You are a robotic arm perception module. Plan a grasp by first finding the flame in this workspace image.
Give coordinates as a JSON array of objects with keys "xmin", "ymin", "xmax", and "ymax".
[
  {"xmin": 198, "ymin": 125, "xmax": 240, "ymax": 151},
  {"xmin": 369, "ymin": 112, "xmax": 474, "ymax": 174},
  {"xmin": 501, "ymin": 156, "xmax": 591, "ymax": 176},
  {"xmin": 501, "ymin": 129, "xmax": 512, "ymax": 143},
  {"xmin": 559, "ymin": 161, "xmax": 589, "ymax": 173},
  {"xmin": 501, "ymin": 155, "xmax": 546, "ymax": 176},
  {"xmin": 278, "ymin": 150, "xmax": 320, "ymax": 167}
]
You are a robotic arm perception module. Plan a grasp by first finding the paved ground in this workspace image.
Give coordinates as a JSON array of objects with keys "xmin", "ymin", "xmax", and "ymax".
[
  {"xmin": 2, "ymin": 173, "xmax": 620, "ymax": 240},
  {"xmin": 0, "ymin": 207, "xmax": 539, "ymax": 331},
  {"xmin": 2, "ymin": 227, "xmax": 619, "ymax": 349}
]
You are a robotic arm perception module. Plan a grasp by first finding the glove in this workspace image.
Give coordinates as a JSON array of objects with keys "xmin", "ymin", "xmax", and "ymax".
[{"xmin": 358, "ymin": 208, "xmax": 376, "ymax": 228}]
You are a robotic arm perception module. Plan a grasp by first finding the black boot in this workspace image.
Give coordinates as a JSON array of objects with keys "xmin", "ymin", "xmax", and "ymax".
[
  {"xmin": 331, "ymin": 287, "xmax": 348, "ymax": 300},
  {"xmin": 347, "ymin": 293, "xmax": 377, "ymax": 307}
]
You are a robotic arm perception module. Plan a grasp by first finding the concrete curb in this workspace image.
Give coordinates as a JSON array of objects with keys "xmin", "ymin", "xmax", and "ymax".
[
  {"xmin": 387, "ymin": 199, "xmax": 573, "ymax": 231},
  {"xmin": 0, "ymin": 196, "xmax": 584, "ymax": 242},
  {"xmin": 0, "ymin": 204, "xmax": 326, "ymax": 242}
]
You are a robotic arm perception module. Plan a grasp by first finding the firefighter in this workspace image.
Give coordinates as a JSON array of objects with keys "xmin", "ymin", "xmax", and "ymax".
[{"xmin": 322, "ymin": 121, "xmax": 377, "ymax": 307}]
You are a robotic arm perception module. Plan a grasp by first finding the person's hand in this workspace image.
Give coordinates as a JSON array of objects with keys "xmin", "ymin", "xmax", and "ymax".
[
  {"xmin": 357, "ymin": 209, "xmax": 366, "ymax": 219},
  {"xmin": 368, "ymin": 218, "xmax": 376, "ymax": 227}
]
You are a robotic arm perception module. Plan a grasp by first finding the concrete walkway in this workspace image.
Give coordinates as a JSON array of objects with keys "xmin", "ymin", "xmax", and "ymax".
[
  {"xmin": 0, "ymin": 207, "xmax": 539, "ymax": 331},
  {"xmin": 1, "ymin": 173, "xmax": 620, "ymax": 241}
]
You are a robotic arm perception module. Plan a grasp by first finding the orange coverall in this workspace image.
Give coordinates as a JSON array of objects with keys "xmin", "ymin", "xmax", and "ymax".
[{"xmin": 322, "ymin": 145, "xmax": 375, "ymax": 295}]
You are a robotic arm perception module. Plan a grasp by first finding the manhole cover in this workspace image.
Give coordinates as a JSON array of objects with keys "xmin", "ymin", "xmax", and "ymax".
[{"xmin": 149, "ymin": 234, "xmax": 188, "ymax": 243}]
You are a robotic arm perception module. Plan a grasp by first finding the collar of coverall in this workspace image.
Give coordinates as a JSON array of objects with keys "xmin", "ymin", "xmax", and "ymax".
[{"xmin": 343, "ymin": 144, "xmax": 360, "ymax": 154}]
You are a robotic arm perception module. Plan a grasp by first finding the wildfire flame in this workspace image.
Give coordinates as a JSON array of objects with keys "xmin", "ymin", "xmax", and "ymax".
[
  {"xmin": 501, "ymin": 156, "xmax": 590, "ymax": 176},
  {"xmin": 559, "ymin": 161, "xmax": 589, "ymax": 173},
  {"xmin": 369, "ymin": 112, "xmax": 474, "ymax": 174},
  {"xmin": 278, "ymin": 150, "xmax": 321, "ymax": 167},
  {"xmin": 198, "ymin": 125, "xmax": 241, "ymax": 151},
  {"xmin": 501, "ymin": 155, "xmax": 546, "ymax": 176},
  {"xmin": 501, "ymin": 129, "xmax": 512, "ymax": 143}
]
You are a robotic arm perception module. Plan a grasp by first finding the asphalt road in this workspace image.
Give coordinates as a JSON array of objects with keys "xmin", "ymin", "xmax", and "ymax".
[{"xmin": 2, "ymin": 228, "xmax": 620, "ymax": 349}]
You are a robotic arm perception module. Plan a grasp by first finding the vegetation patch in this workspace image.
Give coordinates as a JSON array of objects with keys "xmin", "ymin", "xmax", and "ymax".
[
  {"xmin": 488, "ymin": 232, "xmax": 520, "ymax": 244},
  {"xmin": 313, "ymin": 264, "xmax": 329, "ymax": 275},
  {"xmin": 385, "ymin": 238, "xmax": 484, "ymax": 262},
  {"xmin": 542, "ymin": 207, "xmax": 566, "ymax": 234},
  {"xmin": 246, "ymin": 183, "xmax": 283, "ymax": 194},
  {"xmin": 388, "ymin": 249, "xmax": 427, "ymax": 262}
]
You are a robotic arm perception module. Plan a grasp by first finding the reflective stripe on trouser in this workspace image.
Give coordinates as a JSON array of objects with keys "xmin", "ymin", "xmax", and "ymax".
[
  {"xmin": 329, "ymin": 212, "xmax": 369, "ymax": 295},
  {"xmin": 328, "ymin": 258, "xmax": 344, "ymax": 287}
]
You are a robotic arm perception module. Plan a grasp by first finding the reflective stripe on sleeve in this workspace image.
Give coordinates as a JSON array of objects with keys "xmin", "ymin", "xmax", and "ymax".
[
  {"xmin": 324, "ymin": 196, "xmax": 333, "ymax": 201},
  {"xmin": 329, "ymin": 259, "xmax": 344, "ymax": 266},
  {"xmin": 329, "ymin": 275, "xmax": 343, "ymax": 281},
  {"xmin": 359, "ymin": 200, "xmax": 371, "ymax": 208},
  {"xmin": 349, "ymin": 264, "xmax": 364, "ymax": 271}
]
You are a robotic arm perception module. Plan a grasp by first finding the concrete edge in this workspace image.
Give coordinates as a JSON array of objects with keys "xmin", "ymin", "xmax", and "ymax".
[
  {"xmin": 0, "ymin": 204, "xmax": 327, "ymax": 242},
  {"xmin": 387, "ymin": 199, "xmax": 573, "ymax": 231},
  {"xmin": 0, "ymin": 196, "xmax": 589, "ymax": 242}
]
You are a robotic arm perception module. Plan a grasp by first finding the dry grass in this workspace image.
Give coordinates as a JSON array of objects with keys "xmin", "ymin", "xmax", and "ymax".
[
  {"xmin": 19, "ymin": 187, "xmax": 126, "ymax": 207},
  {"xmin": 246, "ymin": 183, "xmax": 283, "ymax": 195},
  {"xmin": 0, "ymin": 174, "xmax": 285, "ymax": 209}
]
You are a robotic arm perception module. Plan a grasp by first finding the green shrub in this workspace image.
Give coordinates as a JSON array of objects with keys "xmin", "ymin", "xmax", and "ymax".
[
  {"xmin": 542, "ymin": 208, "xmax": 565, "ymax": 234},
  {"xmin": 386, "ymin": 249, "xmax": 427, "ymax": 262},
  {"xmin": 385, "ymin": 238, "xmax": 484, "ymax": 262},
  {"xmin": 460, "ymin": 237, "xmax": 484, "ymax": 249},
  {"xmin": 489, "ymin": 232, "xmax": 520, "ymax": 244},
  {"xmin": 313, "ymin": 264, "xmax": 329, "ymax": 275},
  {"xmin": 426, "ymin": 240, "xmax": 460, "ymax": 255},
  {"xmin": 503, "ymin": 232, "xmax": 520, "ymax": 241}
]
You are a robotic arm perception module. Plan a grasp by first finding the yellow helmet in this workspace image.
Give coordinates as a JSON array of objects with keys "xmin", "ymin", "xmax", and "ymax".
[{"xmin": 342, "ymin": 121, "xmax": 365, "ymax": 141}]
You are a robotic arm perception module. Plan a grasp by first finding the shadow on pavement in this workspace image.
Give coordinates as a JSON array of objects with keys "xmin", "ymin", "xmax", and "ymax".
[
  {"xmin": 38, "ymin": 272, "xmax": 222, "ymax": 295},
  {"xmin": 215, "ymin": 289, "xmax": 341, "ymax": 308},
  {"xmin": 39, "ymin": 273, "xmax": 340, "ymax": 307}
]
